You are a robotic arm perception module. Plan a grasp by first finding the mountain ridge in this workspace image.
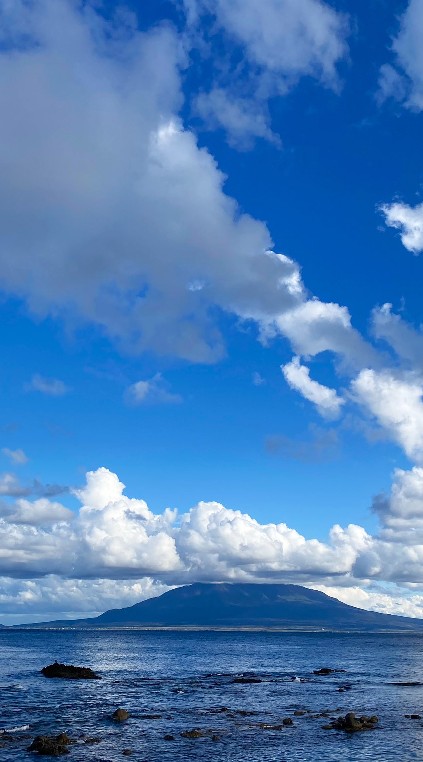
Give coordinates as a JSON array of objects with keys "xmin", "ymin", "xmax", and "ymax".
[{"xmin": 11, "ymin": 582, "xmax": 423, "ymax": 631}]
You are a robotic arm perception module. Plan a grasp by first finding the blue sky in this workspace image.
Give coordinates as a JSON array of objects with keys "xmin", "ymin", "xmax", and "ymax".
[{"xmin": 2, "ymin": 0, "xmax": 423, "ymax": 623}]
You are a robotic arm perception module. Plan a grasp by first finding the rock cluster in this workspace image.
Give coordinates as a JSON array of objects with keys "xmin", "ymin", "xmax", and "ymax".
[
  {"xmin": 322, "ymin": 712, "xmax": 378, "ymax": 732},
  {"xmin": 27, "ymin": 733, "xmax": 72, "ymax": 756},
  {"xmin": 41, "ymin": 662, "xmax": 101, "ymax": 680}
]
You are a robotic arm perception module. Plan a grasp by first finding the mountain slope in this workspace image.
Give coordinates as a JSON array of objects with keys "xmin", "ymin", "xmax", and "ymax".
[{"xmin": 19, "ymin": 583, "xmax": 423, "ymax": 630}]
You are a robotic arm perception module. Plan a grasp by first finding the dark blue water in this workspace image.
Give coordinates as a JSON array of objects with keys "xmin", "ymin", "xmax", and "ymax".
[{"xmin": 0, "ymin": 630, "xmax": 422, "ymax": 760}]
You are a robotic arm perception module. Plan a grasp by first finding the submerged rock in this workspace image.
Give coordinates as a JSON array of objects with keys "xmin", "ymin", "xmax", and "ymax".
[
  {"xmin": 27, "ymin": 733, "xmax": 72, "ymax": 756},
  {"xmin": 112, "ymin": 709, "xmax": 130, "ymax": 722},
  {"xmin": 233, "ymin": 676, "xmax": 262, "ymax": 684},
  {"xmin": 180, "ymin": 729, "xmax": 206, "ymax": 739},
  {"xmin": 313, "ymin": 668, "xmax": 346, "ymax": 676},
  {"xmin": 322, "ymin": 712, "xmax": 378, "ymax": 732},
  {"xmin": 41, "ymin": 662, "xmax": 100, "ymax": 680}
]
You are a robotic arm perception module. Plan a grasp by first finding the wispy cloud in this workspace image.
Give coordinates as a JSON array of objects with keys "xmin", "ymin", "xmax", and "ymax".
[
  {"xmin": 26, "ymin": 374, "xmax": 70, "ymax": 397},
  {"xmin": 2, "ymin": 448, "xmax": 28, "ymax": 465},
  {"xmin": 125, "ymin": 374, "xmax": 182, "ymax": 406}
]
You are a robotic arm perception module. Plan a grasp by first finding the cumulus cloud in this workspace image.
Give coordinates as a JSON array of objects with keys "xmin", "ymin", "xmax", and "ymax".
[
  {"xmin": 3, "ymin": 466, "xmax": 423, "ymax": 620},
  {"xmin": 186, "ymin": 0, "xmax": 348, "ymax": 146},
  {"xmin": 381, "ymin": 201, "xmax": 423, "ymax": 254},
  {"xmin": 0, "ymin": 0, "xmax": 313, "ymax": 364},
  {"xmin": 2, "ymin": 448, "xmax": 28, "ymax": 465},
  {"xmin": 282, "ymin": 356, "xmax": 344, "ymax": 418},
  {"xmin": 352, "ymin": 369, "xmax": 423, "ymax": 462},
  {"xmin": 0, "ymin": 472, "xmax": 67, "ymax": 498},
  {"xmin": 26, "ymin": 374, "xmax": 70, "ymax": 396},
  {"xmin": 125, "ymin": 373, "xmax": 182, "ymax": 405},
  {"xmin": 0, "ymin": 575, "xmax": 172, "ymax": 625},
  {"xmin": 378, "ymin": 0, "xmax": 423, "ymax": 110}
]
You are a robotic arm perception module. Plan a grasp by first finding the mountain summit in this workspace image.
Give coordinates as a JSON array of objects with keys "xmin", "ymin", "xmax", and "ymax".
[{"xmin": 26, "ymin": 583, "xmax": 423, "ymax": 631}]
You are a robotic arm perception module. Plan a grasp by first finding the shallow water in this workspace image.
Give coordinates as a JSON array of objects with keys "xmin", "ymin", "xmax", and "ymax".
[{"xmin": 1, "ymin": 629, "xmax": 423, "ymax": 760}]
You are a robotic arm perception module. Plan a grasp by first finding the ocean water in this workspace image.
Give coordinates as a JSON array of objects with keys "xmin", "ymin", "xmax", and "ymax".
[{"xmin": 0, "ymin": 629, "xmax": 423, "ymax": 761}]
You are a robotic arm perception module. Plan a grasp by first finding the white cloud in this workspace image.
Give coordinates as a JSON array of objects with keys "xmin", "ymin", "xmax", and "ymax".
[
  {"xmin": 352, "ymin": 369, "xmax": 423, "ymax": 462},
  {"xmin": 7, "ymin": 498, "xmax": 74, "ymax": 525},
  {"xmin": 194, "ymin": 88, "xmax": 280, "ymax": 149},
  {"xmin": 382, "ymin": 201, "xmax": 423, "ymax": 254},
  {"xmin": 313, "ymin": 584, "xmax": 423, "ymax": 619},
  {"xmin": 272, "ymin": 299, "xmax": 377, "ymax": 369},
  {"xmin": 26, "ymin": 374, "xmax": 70, "ymax": 396},
  {"xmin": 186, "ymin": 0, "xmax": 348, "ymax": 146},
  {"xmin": 371, "ymin": 303, "xmax": 423, "ymax": 367},
  {"xmin": 282, "ymin": 356, "xmax": 344, "ymax": 419},
  {"xmin": 2, "ymin": 448, "xmax": 28, "ymax": 465},
  {"xmin": 0, "ymin": 0, "xmax": 312, "ymax": 363},
  {"xmin": 0, "ymin": 575, "xmax": 172, "ymax": 625},
  {"xmin": 125, "ymin": 373, "xmax": 182, "ymax": 405},
  {"xmin": 378, "ymin": 0, "xmax": 423, "ymax": 110},
  {"xmin": 3, "ymin": 466, "xmax": 423, "ymax": 620}
]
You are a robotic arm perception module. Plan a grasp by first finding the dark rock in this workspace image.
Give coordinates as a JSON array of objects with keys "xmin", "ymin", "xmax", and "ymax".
[
  {"xmin": 313, "ymin": 668, "xmax": 346, "ymax": 676},
  {"xmin": 83, "ymin": 737, "xmax": 101, "ymax": 745},
  {"xmin": 122, "ymin": 750, "xmax": 132, "ymax": 756},
  {"xmin": 211, "ymin": 734, "xmax": 220, "ymax": 742},
  {"xmin": 283, "ymin": 718, "xmax": 294, "ymax": 726},
  {"xmin": 293, "ymin": 710, "xmax": 306, "ymax": 716},
  {"xmin": 112, "ymin": 709, "xmax": 130, "ymax": 722},
  {"xmin": 390, "ymin": 682, "xmax": 423, "ymax": 686},
  {"xmin": 163, "ymin": 734, "xmax": 175, "ymax": 741},
  {"xmin": 41, "ymin": 662, "xmax": 100, "ymax": 680},
  {"xmin": 233, "ymin": 676, "xmax": 262, "ymax": 684},
  {"xmin": 322, "ymin": 712, "xmax": 378, "ymax": 733},
  {"xmin": 27, "ymin": 733, "xmax": 72, "ymax": 756},
  {"xmin": 180, "ymin": 729, "xmax": 206, "ymax": 739}
]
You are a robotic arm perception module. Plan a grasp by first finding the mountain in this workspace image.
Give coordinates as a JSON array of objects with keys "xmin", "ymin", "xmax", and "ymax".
[{"xmin": 15, "ymin": 583, "xmax": 423, "ymax": 630}]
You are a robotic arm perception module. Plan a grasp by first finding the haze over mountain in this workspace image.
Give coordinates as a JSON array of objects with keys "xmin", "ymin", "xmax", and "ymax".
[{"xmin": 17, "ymin": 583, "xmax": 423, "ymax": 631}]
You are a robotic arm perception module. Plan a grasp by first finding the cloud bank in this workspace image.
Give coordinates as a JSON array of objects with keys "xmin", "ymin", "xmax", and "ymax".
[{"xmin": 1, "ymin": 465, "xmax": 423, "ymax": 623}]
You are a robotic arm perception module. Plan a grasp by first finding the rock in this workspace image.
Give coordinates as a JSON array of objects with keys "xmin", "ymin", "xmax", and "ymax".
[
  {"xmin": 409, "ymin": 714, "xmax": 421, "ymax": 720},
  {"xmin": 390, "ymin": 682, "xmax": 423, "ymax": 686},
  {"xmin": 163, "ymin": 734, "xmax": 175, "ymax": 741},
  {"xmin": 41, "ymin": 662, "xmax": 100, "ymax": 680},
  {"xmin": 27, "ymin": 733, "xmax": 72, "ymax": 756},
  {"xmin": 282, "ymin": 718, "xmax": 294, "ymax": 726},
  {"xmin": 83, "ymin": 737, "xmax": 101, "ymax": 745},
  {"xmin": 180, "ymin": 729, "xmax": 206, "ymax": 739},
  {"xmin": 233, "ymin": 676, "xmax": 262, "ymax": 684},
  {"xmin": 211, "ymin": 734, "xmax": 220, "ymax": 742},
  {"xmin": 322, "ymin": 712, "xmax": 378, "ymax": 733},
  {"xmin": 313, "ymin": 668, "xmax": 346, "ymax": 676},
  {"xmin": 112, "ymin": 709, "xmax": 130, "ymax": 722},
  {"xmin": 122, "ymin": 750, "xmax": 132, "ymax": 756},
  {"xmin": 293, "ymin": 710, "xmax": 306, "ymax": 716}
]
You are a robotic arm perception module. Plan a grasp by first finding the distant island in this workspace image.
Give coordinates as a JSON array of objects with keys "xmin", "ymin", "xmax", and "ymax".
[{"xmin": 13, "ymin": 583, "xmax": 423, "ymax": 631}]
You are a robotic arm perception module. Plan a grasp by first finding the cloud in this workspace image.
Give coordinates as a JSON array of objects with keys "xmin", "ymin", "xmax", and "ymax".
[
  {"xmin": 351, "ymin": 369, "xmax": 423, "ymax": 462},
  {"xmin": 381, "ymin": 201, "xmax": 423, "ymax": 254},
  {"xmin": 0, "ymin": 575, "xmax": 172, "ymax": 625},
  {"xmin": 5, "ymin": 498, "xmax": 74, "ymax": 526},
  {"xmin": 186, "ymin": 0, "xmax": 348, "ymax": 147},
  {"xmin": 0, "ymin": 0, "xmax": 312, "ymax": 364},
  {"xmin": 371, "ymin": 303, "xmax": 423, "ymax": 368},
  {"xmin": 125, "ymin": 373, "xmax": 182, "ymax": 405},
  {"xmin": 281, "ymin": 356, "xmax": 344, "ymax": 419},
  {"xmin": 252, "ymin": 371, "xmax": 266, "ymax": 386},
  {"xmin": 271, "ymin": 299, "xmax": 378, "ymax": 370},
  {"xmin": 194, "ymin": 88, "xmax": 280, "ymax": 149},
  {"xmin": 26, "ymin": 374, "xmax": 70, "ymax": 396},
  {"xmin": 378, "ymin": 0, "xmax": 423, "ymax": 110},
  {"xmin": 4, "ymin": 466, "xmax": 423, "ymax": 620},
  {"xmin": 0, "ymin": 472, "xmax": 67, "ymax": 498},
  {"xmin": 1, "ymin": 448, "xmax": 28, "ymax": 465}
]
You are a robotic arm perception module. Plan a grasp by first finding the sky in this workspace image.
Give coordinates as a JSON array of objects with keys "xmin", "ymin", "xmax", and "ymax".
[{"xmin": 3, "ymin": 0, "xmax": 423, "ymax": 624}]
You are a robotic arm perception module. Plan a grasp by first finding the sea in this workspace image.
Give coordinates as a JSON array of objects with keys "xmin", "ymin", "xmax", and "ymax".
[{"xmin": 0, "ymin": 629, "xmax": 422, "ymax": 761}]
